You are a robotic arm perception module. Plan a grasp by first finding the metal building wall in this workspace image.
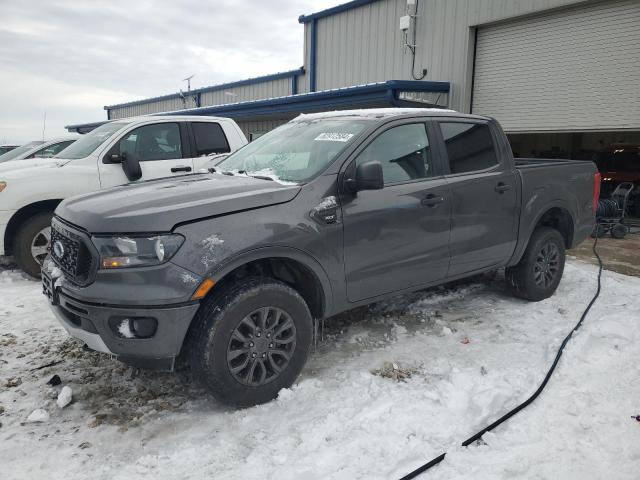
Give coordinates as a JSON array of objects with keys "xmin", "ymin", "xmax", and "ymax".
[
  {"xmin": 108, "ymin": 77, "xmax": 294, "ymax": 120},
  {"xmin": 308, "ymin": 0, "xmax": 592, "ymax": 112},
  {"xmin": 236, "ymin": 119, "xmax": 290, "ymax": 140},
  {"xmin": 199, "ymin": 78, "xmax": 293, "ymax": 106},
  {"xmin": 109, "ymin": 96, "xmax": 197, "ymax": 119}
]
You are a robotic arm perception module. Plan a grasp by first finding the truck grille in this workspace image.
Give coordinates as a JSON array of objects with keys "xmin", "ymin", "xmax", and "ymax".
[{"xmin": 50, "ymin": 219, "xmax": 94, "ymax": 285}]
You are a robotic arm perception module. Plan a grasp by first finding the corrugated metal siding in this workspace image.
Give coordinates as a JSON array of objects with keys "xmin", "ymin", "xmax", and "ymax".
[
  {"xmin": 109, "ymin": 78, "xmax": 294, "ymax": 120},
  {"xmin": 473, "ymin": 0, "xmax": 640, "ymax": 132},
  {"xmin": 200, "ymin": 78, "xmax": 292, "ymax": 106},
  {"xmin": 310, "ymin": 0, "xmax": 591, "ymax": 111},
  {"xmin": 109, "ymin": 96, "xmax": 197, "ymax": 119},
  {"xmin": 237, "ymin": 119, "xmax": 290, "ymax": 139}
]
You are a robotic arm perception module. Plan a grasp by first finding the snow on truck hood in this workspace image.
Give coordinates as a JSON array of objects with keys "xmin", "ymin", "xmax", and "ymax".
[{"xmin": 55, "ymin": 173, "xmax": 301, "ymax": 233}]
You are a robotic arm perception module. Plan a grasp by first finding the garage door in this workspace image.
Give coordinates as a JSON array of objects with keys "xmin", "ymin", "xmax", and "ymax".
[{"xmin": 472, "ymin": 0, "xmax": 640, "ymax": 133}]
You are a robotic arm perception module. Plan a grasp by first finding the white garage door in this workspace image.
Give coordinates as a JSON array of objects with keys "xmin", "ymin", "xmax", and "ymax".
[{"xmin": 472, "ymin": 0, "xmax": 640, "ymax": 133}]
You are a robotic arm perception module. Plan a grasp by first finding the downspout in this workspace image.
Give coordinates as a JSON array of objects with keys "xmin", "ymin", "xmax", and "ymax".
[
  {"xmin": 309, "ymin": 18, "xmax": 317, "ymax": 92},
  {"xmin": 291, "ymin": 74, "xmax": 298, "ymax": 95}
]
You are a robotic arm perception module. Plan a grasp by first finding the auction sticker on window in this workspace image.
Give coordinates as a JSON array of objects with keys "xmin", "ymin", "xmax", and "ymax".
[{"xmin": 314, "ymin": 132, "xmax": 354, "ymax": 142}]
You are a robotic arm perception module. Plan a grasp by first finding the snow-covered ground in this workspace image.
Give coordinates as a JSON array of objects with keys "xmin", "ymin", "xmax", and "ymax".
[{"xmin": 1, "ymin": 260, "xmax": 639, "ymax": 480}]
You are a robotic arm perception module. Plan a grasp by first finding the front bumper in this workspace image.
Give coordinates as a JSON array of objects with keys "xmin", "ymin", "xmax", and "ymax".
[{"xmin": 43, "ymin": 269, "xmax": 201, "ymax": 370}]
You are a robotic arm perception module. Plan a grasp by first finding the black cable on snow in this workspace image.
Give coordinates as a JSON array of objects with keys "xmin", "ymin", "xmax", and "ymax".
[{"xmin": 399, "ymin": 237, "xmax": 603, "ymax": 480}]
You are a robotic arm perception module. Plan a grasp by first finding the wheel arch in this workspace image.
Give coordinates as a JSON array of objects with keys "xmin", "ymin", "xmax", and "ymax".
[
  {"xmin": 510, "ymin": 202, "xmax": 575, "ymax": 266},
  {"xmin": 204, "ymin": 247, "xmax": 334, "ymax": 320},
  {"xmin": 4, "ymin": 199, "xmax": 62, "ymax": 256}
]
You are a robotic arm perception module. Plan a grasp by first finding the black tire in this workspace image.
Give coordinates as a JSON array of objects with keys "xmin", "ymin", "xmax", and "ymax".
[
  {"xmin": 13, "ymin": 211, "xmax": 54, "ymax": 278},
  {"xmin": 187, "ymin": 277, "xmax": 313, "ymax": 407},
  {"xmin": 611, "ymin": 223, "xmax": 628, "ymax": 239},
  {"xmin": 505, "ymin": 227, "xmax": 566, "ymax": 302}
]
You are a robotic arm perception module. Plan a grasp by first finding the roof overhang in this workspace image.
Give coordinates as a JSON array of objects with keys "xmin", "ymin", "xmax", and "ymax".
[
  {"xmin": 65, "ymin": 80, "xmax": 450, "ymax": 133},
  {"xmin": 298, "ymin": 0, "xmax": 380, "ymax": 23}
]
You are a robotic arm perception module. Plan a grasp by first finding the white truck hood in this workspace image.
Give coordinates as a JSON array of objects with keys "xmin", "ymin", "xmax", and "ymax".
[{"xmin": 0, "ymin": 157, "xmax": 70, "ymax": 173}]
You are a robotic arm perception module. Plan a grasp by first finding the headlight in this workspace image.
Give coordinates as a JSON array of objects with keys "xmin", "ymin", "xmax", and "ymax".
[
  {"xmin": 93, "ymin": 234, "xmax": 184, "ymax": 269},
  {"xmin": 0, "ymin": 181, "xmax": 6, "ymax": 193}
]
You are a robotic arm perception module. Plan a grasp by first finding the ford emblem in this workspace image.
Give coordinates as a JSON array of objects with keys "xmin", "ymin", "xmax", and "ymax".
[{"xmin": 53, "ymin": 240, "xmax": 65, "ymax": 259}]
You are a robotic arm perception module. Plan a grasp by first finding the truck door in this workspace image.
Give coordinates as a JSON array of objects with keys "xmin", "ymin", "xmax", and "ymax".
[
  {"xmin": 435, "ymin": 120, "xmax": 518, "ymax": 276},
  {"xmin": 341, "ymin": 121, "xmax": 451, "ymax": 302},
  {"xmin": 99, "ymin": 122, "xmax": 194, "ymax": 188}
]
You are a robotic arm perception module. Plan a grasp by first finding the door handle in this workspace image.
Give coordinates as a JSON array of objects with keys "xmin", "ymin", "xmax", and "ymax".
[
  {"xmin": 421, "ymin": 194, "xmax": 444, "ymax": 207},
  {"xmin": 495, "ymin": 182, "xmax": 512, "ymax": 193},
  {"xmin": 171, "ymin": 166, "xmax": 192, "ymax": 173}
]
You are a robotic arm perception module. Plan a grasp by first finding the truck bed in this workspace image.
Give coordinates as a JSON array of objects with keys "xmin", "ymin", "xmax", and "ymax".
[{"xmin": 514, "ymin": 157, "xmax": 592, "ymax": 168}]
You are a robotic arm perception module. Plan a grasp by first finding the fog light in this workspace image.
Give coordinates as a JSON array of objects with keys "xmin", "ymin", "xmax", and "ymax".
[
  {"xmin": 131, "ymin": 317, "xmax": 157, "ymax": 338},
  {"xmin": 110, "ymin": 317, "xmax": 157, "ymax": 339}
]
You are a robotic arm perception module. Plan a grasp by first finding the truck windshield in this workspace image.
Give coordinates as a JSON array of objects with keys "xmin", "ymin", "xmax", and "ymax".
[
  {"xmin": 0, "ymin": 141, "xmax": 44, "ymax": 163},
  {"xmin": 217, "ymin": 119, "xmax": 368, "ymax": 183},
  {"xmin": 56, "ymin": 122, "xmax": 127, "ymax": 159}
]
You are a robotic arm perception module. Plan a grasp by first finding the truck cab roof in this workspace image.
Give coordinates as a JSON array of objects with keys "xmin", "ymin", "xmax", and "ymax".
[{"xmin": 294, "ymin": 108, "xmax": 492, "ymax": 122}]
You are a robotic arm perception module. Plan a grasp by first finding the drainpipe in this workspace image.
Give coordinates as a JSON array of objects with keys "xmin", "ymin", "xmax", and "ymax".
[{"xmin": 309, "ymin": 18, "xmax": 317, "ymax": 92}]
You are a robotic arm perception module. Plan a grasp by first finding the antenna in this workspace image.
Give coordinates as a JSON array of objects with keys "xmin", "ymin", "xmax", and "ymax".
[
  {"xmin": 42, "ymin": 111, "xmax": 47, "ymax": 141},
  {"xmin": 182, "ymin": 74, "xmax": 195, "ymax": 92}
]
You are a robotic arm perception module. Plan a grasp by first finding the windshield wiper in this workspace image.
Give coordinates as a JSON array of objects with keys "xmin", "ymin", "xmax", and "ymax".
[
  {"xmin": 221, "ymin": 171, "xmax": 235, "ymax": 176},
  {"xmin": 248, "ymin": 175, "xmax": 274, "ymax": 181}
]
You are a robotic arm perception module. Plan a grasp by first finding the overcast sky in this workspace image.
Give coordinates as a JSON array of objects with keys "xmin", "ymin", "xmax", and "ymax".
[{"xmin": 0, "ymin": 0, "xmax": 336, "ymax": 143}]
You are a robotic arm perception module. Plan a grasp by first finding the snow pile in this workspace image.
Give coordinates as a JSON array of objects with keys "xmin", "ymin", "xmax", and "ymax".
[{"xmin": 0, "ymin": 261, "xmax": 639, "ymax": 479}]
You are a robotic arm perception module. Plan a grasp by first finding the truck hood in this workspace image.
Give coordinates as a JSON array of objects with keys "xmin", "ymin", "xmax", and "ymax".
[
  {"xmin": 56, "ymin": 173, "xmax": 301, "ymax": 233},
  {"xmin": 0, "ymin": 158, "xmax": 68, "ymax": 174}
]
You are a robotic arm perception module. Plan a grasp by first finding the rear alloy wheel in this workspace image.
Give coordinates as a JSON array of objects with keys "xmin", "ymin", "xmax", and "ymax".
[
  {"xmin": 188, "ymin": 277, "xmax": 312, "ymax": 407},
  {"xmin": 13, "ymin": 212, "xmax": 54, "ymax": 278},
  {"xmin": 533, "ymin": 241, "xmax": 561, "ymax": 289},
  {"xmin": 506, "ymin": 227, "xmax": 566, "ymax": 301}
]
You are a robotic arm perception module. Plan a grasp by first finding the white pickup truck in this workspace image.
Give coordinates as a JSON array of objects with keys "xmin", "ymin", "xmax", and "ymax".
[{"xmin": 0, "ymin": 115, "xmax": 247, "ymax": 276}]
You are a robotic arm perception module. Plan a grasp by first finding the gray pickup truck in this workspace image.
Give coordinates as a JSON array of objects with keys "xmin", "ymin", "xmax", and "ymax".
[{"xmin": 42, "ymin": 109, "xmax": 599, "ymax": 406}]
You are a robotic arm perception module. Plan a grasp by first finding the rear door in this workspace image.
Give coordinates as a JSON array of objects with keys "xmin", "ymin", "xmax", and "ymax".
[
  {"xmin": 99, "ymin": 121, "xmax": 194, "ymax": 188},
  {"xmin": 435, "ymin": 119, "xmax": 518, "ymax": 276},
  {"xmin": 188, "ymin": 121, "xmax": 232, "ymax": 171},
  {"xmin": 341, "ymin": 120, "xmax": 451, "ymax": 302}
]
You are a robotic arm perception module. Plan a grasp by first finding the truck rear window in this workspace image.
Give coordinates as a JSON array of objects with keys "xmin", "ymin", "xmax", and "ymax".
[
  {"xmin": 439, "ymin": 122, "xmax": 499, "ymax": 174},
  {"xmin": 192, "ymin": 122, "xmax": 230, "ymax": 155}
]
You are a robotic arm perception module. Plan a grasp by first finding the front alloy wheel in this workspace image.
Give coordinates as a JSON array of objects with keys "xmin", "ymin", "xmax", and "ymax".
[
  {"xmin": 227, "ymin": 307, "xmax": 297, "ymax": 386},
  {"xmin": 13, "ymin": 211, "xmax": 54, "ymax": 278},
  {"xmin": 188, "ymin": 277, "xmax": 313, "ymax": 407},
  {"xmin": 30, "ymin": 226, "xmax": 51, "ymax": 266}
]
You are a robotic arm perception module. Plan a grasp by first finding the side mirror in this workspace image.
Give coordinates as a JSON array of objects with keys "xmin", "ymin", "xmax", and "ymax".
[
  {"xmin": 344, "ymin": 161, "xmax": 384, "ymax": 193},
  {"xmin": 121, "ymin": 152, "xmax": 142, "ymax": 182}
]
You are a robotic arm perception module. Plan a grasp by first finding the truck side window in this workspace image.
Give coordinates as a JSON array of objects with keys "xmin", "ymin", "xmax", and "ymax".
[
  {"xmin": 192, "ymin": 122, "xmax": 231, "ymax": 155},
  {"xmin": 120, "ymin": 123, "xmax": 182, "ymax": 161},
  {"xmin": 439, "ymin": 122, "xmax": 499, "ymax": 174},
  {"xmin": 356, "ymin": 123, "xmax": 433, "ymax": 184}
]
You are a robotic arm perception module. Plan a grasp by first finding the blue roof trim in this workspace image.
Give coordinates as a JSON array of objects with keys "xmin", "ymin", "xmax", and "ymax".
[
  {"xmin": 298, "ymin": 0, "xmax": 380, "ymax": 23},
  {"xmin": 163, "ymin": 80, "xmax": 449, "ymax": 118},
  {"xmin": 66, "ymin": 80, "xmax": 450, "ymax": 132},
  {"xmin": 104, "ymin": 67, "xmax": 305, "ymax": 111}
]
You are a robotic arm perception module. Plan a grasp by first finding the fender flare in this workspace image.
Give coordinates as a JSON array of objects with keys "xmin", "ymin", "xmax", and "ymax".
[
  {"xmin": 205, "ymin": 245, "xmax": 334, "ymax": 318},
  {"xmin": 509, "ymin": 199, "xmax": 576, "ymax": 266}
]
